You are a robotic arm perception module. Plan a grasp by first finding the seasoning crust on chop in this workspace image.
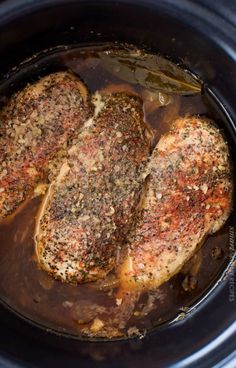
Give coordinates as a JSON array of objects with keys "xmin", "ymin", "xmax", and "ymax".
[
  {"xmin": 118, "ymin": 116, "xmax": 232, "ymax": 291},
  {"xmin": 0, "ymin": 71, "xmax": 90, "ymax": 219},
  {"xmin": 35, "ymin": 92, "xmax": 152, "ymax": 284}
]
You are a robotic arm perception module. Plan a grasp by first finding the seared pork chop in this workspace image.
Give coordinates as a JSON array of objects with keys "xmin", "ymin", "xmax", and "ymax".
[
  {"xmin": 35, "ymin": 92, "xmax": 152, "ymax": 284},
  {"xmin": 118, "ymin": 116, "xmax": 232, "ymax": 291},
  {"xmin": 0, "ymin": 71, "xmax": 90, "ymax": 219}
]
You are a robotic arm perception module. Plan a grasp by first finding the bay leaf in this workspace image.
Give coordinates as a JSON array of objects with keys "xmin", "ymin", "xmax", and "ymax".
[{"xmin": 99, "ymin": 50, "xmax": 201, "ymax": 95}]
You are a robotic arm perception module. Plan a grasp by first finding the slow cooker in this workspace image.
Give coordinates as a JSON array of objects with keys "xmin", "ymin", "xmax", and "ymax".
[{"xmin": 0, "ymin": 0, "xmax": 235, "ymax": 367}]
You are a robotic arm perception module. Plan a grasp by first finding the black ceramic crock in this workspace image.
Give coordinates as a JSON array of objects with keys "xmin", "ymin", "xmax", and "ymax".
[{"xmin": 0, "ymin": 1, "xmax": 235, "ymax": 367}]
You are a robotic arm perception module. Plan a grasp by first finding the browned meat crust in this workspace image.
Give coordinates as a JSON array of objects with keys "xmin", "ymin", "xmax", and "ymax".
[
  {"xmin": 0, "ymin": 71, "xmax": 90, "ymax": 218},
  {"xmin": 118, "ymin": 116, "xmax": 233, "ymax": 291},
  {"xmin": 35, "ymin": 92, "xmax": 152, "ymax": 284}
]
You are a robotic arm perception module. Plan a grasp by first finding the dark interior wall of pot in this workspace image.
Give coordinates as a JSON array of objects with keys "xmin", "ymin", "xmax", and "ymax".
[{"xmin": 0, "ymin": 1, "xmax": 235, "ymax": 368}]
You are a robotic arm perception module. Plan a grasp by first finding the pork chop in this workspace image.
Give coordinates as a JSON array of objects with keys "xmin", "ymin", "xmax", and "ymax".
[
  {"xmin": 0, "ymin": 71, "xmax": 90, "ymax": 219},
  {"xmin": 35, "ymin": 92, "xmax": 152, "ymax": 284},
  {"xmin": 118, "ymin": 116, "xmax": 232, "ymax": 291}
]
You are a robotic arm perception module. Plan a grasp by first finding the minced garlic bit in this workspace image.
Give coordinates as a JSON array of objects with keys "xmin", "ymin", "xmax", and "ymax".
[
  {"xmin": 116, "ymin": 298, "xmax": 122, "ymax": 306},
  {"xmin": 34, "ymin": 183, "xmax": 48, "ymax": 197},
  {"xmin": 200, "ymin": 184, "xmax": 208, "ymax": 194},
  {"xmin": 127, "ymin": 326, "xmax": 140, "ymax": 336},
  {"xmin": 90, "ymin": 318, "xmax": 104, "ymax": 333}
]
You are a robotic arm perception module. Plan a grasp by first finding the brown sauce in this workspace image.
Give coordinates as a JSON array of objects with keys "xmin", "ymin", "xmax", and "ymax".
[{"xmin": 0, "ymin": 45, "xmax": 234, "ymax": 339}]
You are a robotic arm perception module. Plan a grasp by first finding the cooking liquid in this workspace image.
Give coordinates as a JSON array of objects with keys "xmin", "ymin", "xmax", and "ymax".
[{"xmin": 0, "ymin": 45, "xmax": 234, "ymax": 339}]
